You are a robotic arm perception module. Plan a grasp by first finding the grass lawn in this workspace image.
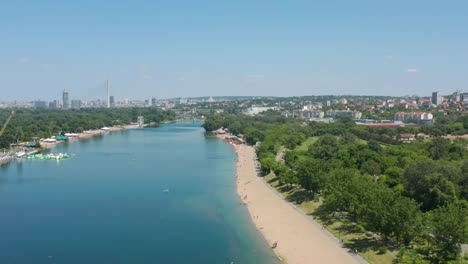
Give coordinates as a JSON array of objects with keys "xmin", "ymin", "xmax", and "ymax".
[
  {"xmin": 295, "ymin": 137, "xmax": 319, "ymax": 151},
  {"xmin": 296, "ymin": 136, "xmax": 368, "ymax": 152}
]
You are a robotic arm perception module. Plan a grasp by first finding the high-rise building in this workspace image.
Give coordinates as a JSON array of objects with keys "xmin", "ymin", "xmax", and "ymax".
[
  {"xmin": 431, "ymin": 91, "xmax": 443, "ymax": 105},
  {"xmin": 106, "ymin": 80, "xmax": 110, "ymax": 108},
  {"xmin": 63, "ymin": 89, "xmax": 70, "ymax": 109},
  {"xmin": 462, "ymin": 93, "xmax": 468, "ymax": 106},
  {"xmin": 71, "ymin": 99, "xmax": 81, "ymax": 109},
  {"xmin": 110, "ymin": 96, "xmax": 115, "ymax": 107},
  {"xmin": 151, "ymin": 97, "xmax": 157, "ymax": 106},
  {"xmin": 137, "ymin": 116, "xmax": 144, "ymax": 128}
]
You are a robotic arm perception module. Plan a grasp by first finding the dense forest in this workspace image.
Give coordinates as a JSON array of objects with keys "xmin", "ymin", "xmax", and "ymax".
[
  {"xmin": 204, "ymin": 111, "xmax": 468, "ymax": 263},
  {"xmin": 0, "ymin": 108, "xmax": 175, "ymax": 148}
]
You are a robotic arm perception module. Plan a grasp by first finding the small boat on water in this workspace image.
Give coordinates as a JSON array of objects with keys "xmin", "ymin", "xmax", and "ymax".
[
  {"xmin": 16, "ymin": 151, "xmax": 26, "ymax": 158},
  {"xmin": 101, "ymin": 127, "xmax": 110, "ymax": 131},
  {"xmin": 26, "ymin": 150, "xmax": 39, "ymax": 156},
  {"xmin": 163, "ymin": 188, "xmax": 170, "ymax": 193}
]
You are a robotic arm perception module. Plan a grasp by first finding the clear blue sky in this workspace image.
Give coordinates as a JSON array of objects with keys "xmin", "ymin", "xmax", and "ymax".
[{"xmin": 1, "ymin": 0, "xmax": 467, "ymax": 101}]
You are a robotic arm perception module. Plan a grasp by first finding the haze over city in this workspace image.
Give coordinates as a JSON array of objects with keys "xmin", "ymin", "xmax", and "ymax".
[{"xmin": 1, "ymin": 1, "xmax": 468, "ymax": 100}]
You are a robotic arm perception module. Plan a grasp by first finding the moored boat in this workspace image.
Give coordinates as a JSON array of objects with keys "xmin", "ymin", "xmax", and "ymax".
[{"xmin": 16, "ymin": 151, "xmax": 26, "ymax": 158}]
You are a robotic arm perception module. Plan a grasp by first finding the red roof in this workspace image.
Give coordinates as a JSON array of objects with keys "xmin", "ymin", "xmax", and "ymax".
[{"xmin": 400, "ymin": 133, "xmax": 415, "ymax": 139}]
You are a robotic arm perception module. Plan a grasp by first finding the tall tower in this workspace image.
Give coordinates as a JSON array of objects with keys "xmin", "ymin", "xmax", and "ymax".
[
  {"xmin": 431, "ymin": 91, "xmax": 443, "ymax": 105},
  {"xmin": 106, "ymin": 80, "xmax": 110, "ymax": 108},
  {"xmin": 63, "ymin": 89, "xmax": 70, "ymax": 109}
]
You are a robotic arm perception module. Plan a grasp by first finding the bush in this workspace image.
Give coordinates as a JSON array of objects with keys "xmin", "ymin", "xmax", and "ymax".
[
  {"xmin": 378, "ymin": 246, "xmax": 388, "ymax": 254},
  {"xmin": 355, "ymin": 224, "xmax": 366, "ymax": 233}
]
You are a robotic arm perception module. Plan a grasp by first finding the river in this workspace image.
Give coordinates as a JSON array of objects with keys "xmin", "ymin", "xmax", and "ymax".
[{"xmin": 0, "ymin": 122, "xmax": 279, "ymax": 264}]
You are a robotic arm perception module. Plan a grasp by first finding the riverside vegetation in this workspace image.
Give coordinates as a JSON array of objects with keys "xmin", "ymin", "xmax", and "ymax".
[
  {"xmin": 203, "ymin": 111, "xmax": 468, "ymax": 264},
  {"xmin": 0, "ymin": 108, "xmax": 176, "ymax": 149}
]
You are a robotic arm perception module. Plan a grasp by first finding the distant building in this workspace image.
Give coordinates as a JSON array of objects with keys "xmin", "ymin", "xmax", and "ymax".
[
  {"xmin": 453, "ymin": 91, "xmax": 461, "ymax": 102},
  {"xmin": 394, "ymin": 112, "xmax": 433, "ymax": 122},
  {"xmin": 49, "ymin": 100, "xmax": 60, "ymax": 109},
  {"xmin": 137, "ymin": 116, "xmax": 144, "ymax": 128},
  {"xmin": 293, "ymin": 110, "xmax": 324, "ymax": 120},
  {"xmin": 399, "ymin": 133, "xmax": 416, "ymax": 143},
  {"xmin": 71, "ymin": 99, "xmax": 82, "ymax": 109},
  {"xmin": 302, "ymin": 102, "xmax": 322, "ymax": 110},
  {"xmin": 246, "ymin": 106, "xmax": 278, "ymax": 116},
  {"xmin": 63, "ymin": 89, "xmax": 70, "ymax": 109},
  {"xmin": 462, "ymin": 93, "xmax": 468, "ymax": 106},
  {"xmin": 151, "ymin": 97, "xmax": 157, "ymax": 106},
  {"xmin": 419, "ymin": 98, "xmax": 431, "ymax": 107},
  {"xmin": 34, "ymin": 100, "xmax": 48, "ymax": 108},
  {"xmin": 325, "ymin": 110, "xmax": 362, "ymax": 119},
  {"xmin": 109, "ymin": 96, "xmax": 115, "ymax": 107},
  {"xmin": 431, "ymin": 91, "xmax": 443, "ymax": 105}
]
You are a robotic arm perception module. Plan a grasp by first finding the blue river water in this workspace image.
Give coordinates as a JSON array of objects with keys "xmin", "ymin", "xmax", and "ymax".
[{"xmin": 0, "ymin": 122, "xmax": 279, "ymax": 264}]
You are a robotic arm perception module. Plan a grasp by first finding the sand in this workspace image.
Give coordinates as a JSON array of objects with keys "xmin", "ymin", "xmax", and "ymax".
[{"xmin": 231, "ymin": 142, "xmax": 363, "ymax": 264}]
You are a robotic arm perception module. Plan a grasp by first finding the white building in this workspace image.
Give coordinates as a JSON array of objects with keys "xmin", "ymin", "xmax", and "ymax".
[
  {"xmin": 325, "ymin": 110, "xmax": 362, "ymax": 119},
  {"xmin": 293, "ymin": 110, "xmax": 324, "ymax": 120},
  {"xmin": 246, "ymin": 106, "xmax": 277, "ymax": 116},
  {"xmin": 394, "ymin": 112, "xmax": 433, "ymax": 122},
  {"xmin": 137, "ymin": 116, "xmax": 144, "ymax": 128}
]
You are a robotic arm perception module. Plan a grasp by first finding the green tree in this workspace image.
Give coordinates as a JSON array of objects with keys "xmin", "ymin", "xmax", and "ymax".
[
  {"xmin": 295, "ymin": 157, "xmax": 326, "ymax": 193},
  {"xmin": 428, "ymin": 137, "xmax": 450, "ymax": 160},
  {"xmin": 428, "ymin": 203, "xmax": 468, "ymax": 262}
]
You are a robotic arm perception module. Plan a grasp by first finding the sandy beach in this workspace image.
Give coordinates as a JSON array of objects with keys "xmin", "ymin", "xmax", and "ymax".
[{"xmin": 231, "ymin": 141, "xmax": 362, "ymax": 264}]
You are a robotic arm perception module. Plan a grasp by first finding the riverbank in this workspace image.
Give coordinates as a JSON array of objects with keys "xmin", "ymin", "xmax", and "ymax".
[
  {"xmin": 40, "ymin": 125, "xmax": 137, "ymax": 148},
  {"xmin": 221, "ymin": 135, "xmax": 362, "ymax": 264}
]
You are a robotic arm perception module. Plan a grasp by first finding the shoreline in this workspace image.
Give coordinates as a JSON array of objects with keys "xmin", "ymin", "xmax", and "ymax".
[
  {"xmin": 219, "ymin": 134, "xmax": 363, "ymax": 264},
  {"xmin": 40, "ymin": 125, "xmax": 138, "ymax": 149}
]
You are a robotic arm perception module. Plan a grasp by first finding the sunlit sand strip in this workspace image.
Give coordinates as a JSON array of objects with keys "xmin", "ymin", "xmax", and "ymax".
[{"xmin": 230, "ymin": 140, "xmax": 363, "ymax": 264}]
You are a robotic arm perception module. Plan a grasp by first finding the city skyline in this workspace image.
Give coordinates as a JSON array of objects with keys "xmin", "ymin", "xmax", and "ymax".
[
  {"xmin": 1, "ymin": 1, "xmax": 468, "ymax": 100},
  {"xmin": 2, "ymin": 87, "xmax": 466, "ymax": 106}
]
